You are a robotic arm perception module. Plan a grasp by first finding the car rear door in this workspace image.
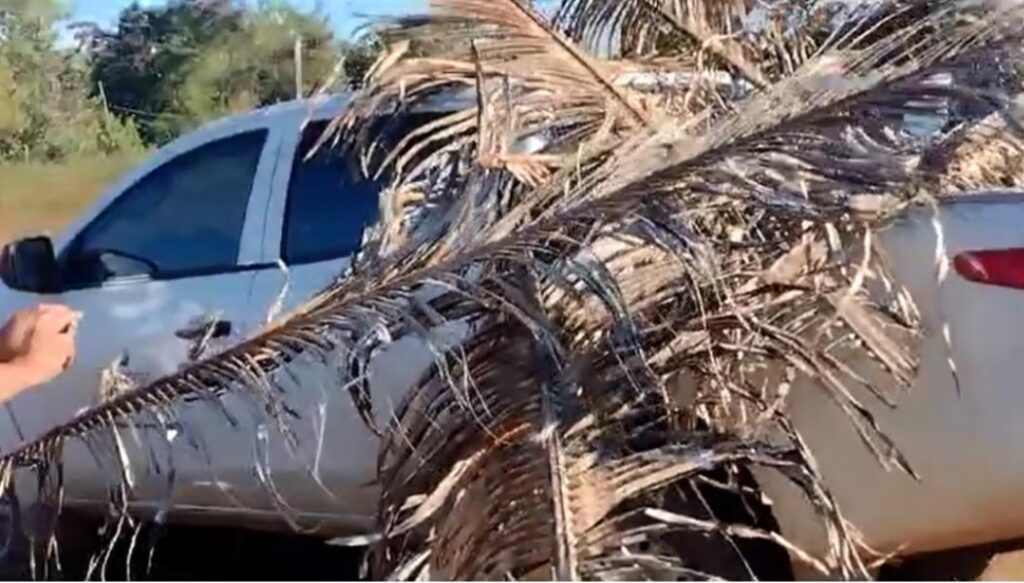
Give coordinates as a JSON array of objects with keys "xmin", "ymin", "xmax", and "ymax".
[{"xmin": 232, "ymin": 110, "xmax": 464, "ymax": 530}]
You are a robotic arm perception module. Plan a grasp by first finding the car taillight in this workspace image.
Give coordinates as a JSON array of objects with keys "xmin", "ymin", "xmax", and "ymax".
[{"xmin": 953, "ymin": 248, "xmax": 1024, "ymax": 290}]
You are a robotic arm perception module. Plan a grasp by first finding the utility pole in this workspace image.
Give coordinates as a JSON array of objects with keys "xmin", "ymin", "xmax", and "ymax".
[
  {"xmin": 98, "ymin": 81, "xmax": 111, "ymax": 118},
  {"xmin": 294, "ymin": 34, "xmax": 304, "ymax": 99}
]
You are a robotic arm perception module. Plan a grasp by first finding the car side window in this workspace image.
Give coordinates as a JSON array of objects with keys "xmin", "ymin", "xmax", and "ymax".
[
  {"xmin": 281, "ymin": 121, "xmax": 382, "ymax": 264},
  {"xmin": 61, "ymin": 130, "xmax": 268, "ymax": 287},
  {"xmin": 282, "ymin": 114, "xmax": 441, "ymax": 264}
]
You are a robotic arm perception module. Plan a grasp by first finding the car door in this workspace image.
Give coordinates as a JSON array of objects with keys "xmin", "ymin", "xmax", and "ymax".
[
  {"xmin": 234, "ymin": 113, "xmax": 466, "ymax": 529},
  {"xmin": 239, "ymin": 116, "xmax": 389, "ymax": 526},
  {"xmin": 0, "ymin": 125, "xmax": 280, "ymax": 503}
]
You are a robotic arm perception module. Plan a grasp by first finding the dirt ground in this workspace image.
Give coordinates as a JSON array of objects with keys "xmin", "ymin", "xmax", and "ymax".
[{"xmin": 0, "ymin": 155, "xmax": 139, "ymax": 242}]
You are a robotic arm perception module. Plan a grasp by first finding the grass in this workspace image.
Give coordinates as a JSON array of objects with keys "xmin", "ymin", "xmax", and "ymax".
[{"xmin": 0, "ymin": 153, "xmax": 143, "ymax": 242}]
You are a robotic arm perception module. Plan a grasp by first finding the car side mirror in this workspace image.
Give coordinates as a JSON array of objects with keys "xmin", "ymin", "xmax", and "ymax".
[{"xmin": 0, "ymin": 236, "xmax": 59, "ymax": 293}]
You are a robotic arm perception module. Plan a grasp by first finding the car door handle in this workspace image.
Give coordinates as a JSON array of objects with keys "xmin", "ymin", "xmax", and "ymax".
[{"xmin": 174, "ymin": 319, "xmax": 232, "ymax": 341}]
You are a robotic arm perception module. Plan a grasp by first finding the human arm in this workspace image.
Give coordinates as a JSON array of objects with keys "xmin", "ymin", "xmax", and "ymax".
[{"xmin": 0, "ymin": 305, "xmax": 78, "ymax": 402}]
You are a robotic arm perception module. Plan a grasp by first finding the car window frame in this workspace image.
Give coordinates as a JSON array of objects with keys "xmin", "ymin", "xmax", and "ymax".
[
  {"xmin": 278, "ymin": 120, "xmax": 388, "ymax": 266},
  {"xmin": 268, "ymin": 109, "xmax": 455, "ymax": 268},
  {"xmin": 56, "ymin": 127, "xmax": 277, "ymax": 290}
]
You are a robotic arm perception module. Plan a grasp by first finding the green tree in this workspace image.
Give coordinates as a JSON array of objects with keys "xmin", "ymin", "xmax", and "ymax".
[
  {"xmin": 0, "ymin": 0, "xmax": 142, "ymax": 161},
  {"xmin": 81, "ymin": 0, "xmax": 247, "ymax": 143},
  {"xmin": 86, "ymin": 0, "xmax": 372, "ymax": 145},
  {"xmin": 177, "ymin": 4, "xmax": 340, "ymax": 124}
]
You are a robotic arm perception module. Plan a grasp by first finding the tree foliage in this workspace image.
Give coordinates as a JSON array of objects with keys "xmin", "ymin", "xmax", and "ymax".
[
  {"xmin": 0, "ymin": 0, "xmax": 380, "ymax": 160},
  {"xmin": 0, "ymin": 0, "xmax": 141, "ymax": 161},
  {"xmin": 81, "ymin": 0, "xmax": 376, "ymax": 144}
]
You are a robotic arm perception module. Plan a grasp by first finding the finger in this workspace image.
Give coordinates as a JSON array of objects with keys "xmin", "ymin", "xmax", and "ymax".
[
  {"xmin": 34, "ymin": 304, "xmax": 74, "ymax": 315},
  {"xmin": 7, "ymin": 307, "xmax": 40, "ymax": 328},
  {"xmin": 6, "ymin": 307, "xmax": 49, "ymax": 335},
  {"xmin": 1, "ymin": 312, "xmax": 34, "ymax": 337},
  {"xmin": 34, "ymin": 304, "xmax": 76, "ymax": 325},
  {"xmin": 0, "ymin": 312, "xmax": 37, "ymax": 357},
  {"xmin": 33, "ymin": 309, "xmax": 80, "ymax": 335},
  {"xmin": 58, "ymin": 335, "xmax": 76, "ymax": 360},
  {"xmin": 58, "ymin": 339, "xmax": 76, "ymax": 370}
]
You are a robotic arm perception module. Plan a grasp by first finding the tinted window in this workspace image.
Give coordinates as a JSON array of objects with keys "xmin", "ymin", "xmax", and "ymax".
[
  {"xmin": 62, "ymin": 130, "xmax": 267, "ymax": 287},
  {"xmin": 282, "ymin": 114, "xmax": 442, "ymax": 264},
  {"xmin": 282, "ymin": 122, "xmax": 382, "ymax": 264}
]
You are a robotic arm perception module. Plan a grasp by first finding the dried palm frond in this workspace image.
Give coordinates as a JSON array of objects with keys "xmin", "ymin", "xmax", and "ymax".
[
  {"xmin": 2, "ymin": 0, "xmax": 1024, "ymax": 580},
  {"xmin": 338, "ymin": 0, "xmax": 651, "ymax": 173},
  {"xmin": 923, "ymin": 95, "xmax": 1024, "ymax": 191},
  {"xmin": 554, "ymin": 0, "xmax": 831, "ymax": 84}
]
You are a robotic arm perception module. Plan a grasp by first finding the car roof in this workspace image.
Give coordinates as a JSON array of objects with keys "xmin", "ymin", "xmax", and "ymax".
[
  {"xmin": 198, "ymin": 89, "xmax": 476, "ymax": 134},
  {"xmin": 206, "ymin": 69, "xmax": 723, "ymax": 132},
  {"xmin": 195, "ymin": 93, "xmax": 353, "ymax": 133}
]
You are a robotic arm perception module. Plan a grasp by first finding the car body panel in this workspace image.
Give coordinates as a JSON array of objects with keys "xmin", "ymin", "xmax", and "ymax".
[{"xmin": 759, "ymin": 193, "xmax": 1024, "ymax": 564}]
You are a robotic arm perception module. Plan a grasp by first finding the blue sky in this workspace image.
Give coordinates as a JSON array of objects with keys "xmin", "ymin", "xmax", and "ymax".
[{"xmin": 66, "ymin": 0, "xmax": 427, "ymax": 39}]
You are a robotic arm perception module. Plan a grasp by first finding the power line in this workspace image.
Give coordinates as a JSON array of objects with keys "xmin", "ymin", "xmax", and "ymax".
[{"xmin": 106, "ymin": 104, "xmax": 188, "ymax": 120}]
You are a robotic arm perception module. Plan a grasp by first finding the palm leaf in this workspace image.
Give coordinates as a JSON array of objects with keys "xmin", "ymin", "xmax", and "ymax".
[
  {"xmin": 1, "ymin": 0, "xmax": 1024, "ymax": 579},
  {"xmin": 923, "ymin": 96, "xmax": 1024, "ymax": 191}
]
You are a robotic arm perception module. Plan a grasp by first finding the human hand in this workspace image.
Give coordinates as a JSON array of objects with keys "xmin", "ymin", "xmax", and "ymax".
[
  {"xmin": 0, "ymin": 304, "xmax": 75, "ymax": 362},
  {"xmin": 0, "ymin": 305, "xmax": 79, "ymax": 388}
]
